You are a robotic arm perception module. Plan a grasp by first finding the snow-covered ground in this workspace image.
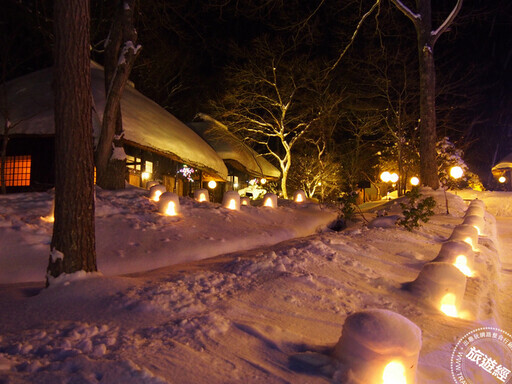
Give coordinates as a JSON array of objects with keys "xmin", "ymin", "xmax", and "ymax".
[{"xmin": 0, "ymin": 187, "xmax": 511, "ymax": 383}]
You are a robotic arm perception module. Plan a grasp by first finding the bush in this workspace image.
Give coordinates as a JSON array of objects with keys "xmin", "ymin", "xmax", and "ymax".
[{"xmin": 397, "ymin": 187, "xmax": 436, "ymax": 231}]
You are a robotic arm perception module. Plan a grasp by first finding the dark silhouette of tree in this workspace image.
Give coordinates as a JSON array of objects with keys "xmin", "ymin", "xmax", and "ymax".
[
  {"xmin": 95, "ymin": 0, "xmax": 141, "ymax": 190},
  {"xmin": 389, "ymin": 0, "xmax": 464, "ymax": 189},
  {"xmin": 46, "ymin": 0, "xmax": 96, "ymax": 284}
]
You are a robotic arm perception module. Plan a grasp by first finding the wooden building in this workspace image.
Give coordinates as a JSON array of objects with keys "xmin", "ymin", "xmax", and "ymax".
[{"xmin": 0, "ymin": 62, "xmax": 228, "ymax": 195}]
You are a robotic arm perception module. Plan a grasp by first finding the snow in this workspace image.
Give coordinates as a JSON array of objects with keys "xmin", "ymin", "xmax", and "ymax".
[{"xmin": 0, "ymin": 187, "xmax": 512, "ymax": 383}]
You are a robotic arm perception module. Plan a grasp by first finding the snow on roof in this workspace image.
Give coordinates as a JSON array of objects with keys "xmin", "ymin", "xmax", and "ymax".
[
  {"xmin": 492, "ymin": 152, "xmax": 512, "ymax": 171},
  {"xmin": 188, "ymin": 113, "xmax": 281, "ymax": 179},
  {"xmin": 1, "ymin": 62, "xmax": 228, "ymax": 180}
]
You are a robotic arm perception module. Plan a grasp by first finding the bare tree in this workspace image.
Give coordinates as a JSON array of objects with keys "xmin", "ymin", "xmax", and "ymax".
[
  {"xmin": 95, "ymin": 0, "xmax": 141, "ymax": 190},
  {"xmin": 211, "ymin": 39, "xmax": 324, "ymax": 199},
  {"xmin": 47, "ymin": 0, "xmax": 96, "ymax": 284},
  {"xmin": 389, "ymin": 0, "xmax": 464, "ymax": 189}
]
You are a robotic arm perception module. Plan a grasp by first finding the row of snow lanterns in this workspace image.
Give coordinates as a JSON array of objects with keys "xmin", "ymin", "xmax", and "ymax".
[
  {"xmin": 408, "ymin": 198, "xmax": 485, "ymax": 319},
  {"xmin": 148, "ymin": 182, "xmax": 307, "ymax": 215},
  {"xmin": 334, "ymin": 198, "xmax": 486, "ymax": 384}
]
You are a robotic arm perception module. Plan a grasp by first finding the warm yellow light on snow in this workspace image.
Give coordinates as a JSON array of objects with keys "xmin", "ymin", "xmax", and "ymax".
[
  {"xmin": 198, "ymin": 193, "xmax": 206, "ymax": 202},
  {"xmin": 153, "ymin": 190, "xmax": 163, "ymax": 202},
  {"xmin": 440, "ymin": 293, "xmax": 458, "ymax": 317},
  {"xmin": 227, "ymin": 199, "xmax": 237, "ymax": 210},
  {"xmin": 41, "ymin": 214, "xmax": 54, "ymax": 223},
  {"xmin": 454, "ymin": 255, "xmax": 473, "ymax": 277},
  {"xmin": 382, "ymin": 361, "xmax": 407, "ymax": 384},
  {"xmin": 165, "ymin": 201, "xmax": 177, "ymax": 216},
  {"xmin": 473, "ymin": 225, "xmax": 481, "ymax": 236},
  {"xmin": 264, "ymin": 197, "xmax": 274, "ymax": 207}
]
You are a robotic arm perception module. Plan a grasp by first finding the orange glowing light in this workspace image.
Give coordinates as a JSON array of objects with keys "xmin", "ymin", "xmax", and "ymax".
[
  {"xmin": 382, "ymin": 361, "xmax": 407, "ymax": 384},
  {"xmin": 440, "ymin": 293, "xmax": 458, "ymax": 317},
  {"xmin": 454, "ymin": 255, "xmax": 473, "ymax": 277},
  {"xmin": 241, "ymin": 199, "xmax": 248, "ymax": 206},
  {"xmin": 41, "ymin": 215, "xmax": 54, "ymax": 223},
  {"xmin": 296, "ymin": 194, "xmax": 304, "ymax": 202},
  {"xmin": 153, "ymin": 190, "xmax": 163, "ymax": 202},
  {"xmin": 165, "ymin": 201, "xmax": 177, "ymax": 216},
  {"xmin": 264, "ymin": 198, "xmax": 273, "ymax": 207},
  {"xmin": 227, "ymin": 199, "xmax": 237, "ymax": 210},
  {"xmin": 198, "ymin": 193, "xmax": 206, "ymax": 202}
]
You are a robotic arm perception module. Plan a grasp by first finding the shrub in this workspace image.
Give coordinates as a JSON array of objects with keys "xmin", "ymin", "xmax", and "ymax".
[{"xmin": 397, "ymin": 187, "xmax": 436, "ymax": 231}]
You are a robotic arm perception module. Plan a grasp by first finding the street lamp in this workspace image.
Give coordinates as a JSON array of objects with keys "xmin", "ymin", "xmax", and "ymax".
[
  {"xmin": 410, "ymin": 177, "xmax": 420, "ymax": 187},
  {"xmin": 499, "ymin": 176, "xmax": 506, "ymax": 184},
  {"xmin": 450, "ymin": 166, "xmax": 463, "ymax": 180}
]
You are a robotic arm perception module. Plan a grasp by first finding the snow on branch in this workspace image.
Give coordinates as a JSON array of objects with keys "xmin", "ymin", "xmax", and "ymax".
[
  {"xmin": 389, "ymin": 0, "xmax": 421, "ymax": 24},
  {"xmin": 431, "ymin": 0, "xmax": 464, "ymax": 46}
]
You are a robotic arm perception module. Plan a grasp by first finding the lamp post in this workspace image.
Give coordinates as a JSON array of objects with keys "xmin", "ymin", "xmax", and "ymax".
[{"xmin": 380, "ymin": 171, "xmax": 399, "ymax": 199}]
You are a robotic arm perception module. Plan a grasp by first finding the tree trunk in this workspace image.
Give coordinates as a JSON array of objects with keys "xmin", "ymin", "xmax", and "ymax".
[
  {"xmin": 1, "ymin": 124, "xmax": 8, "ymax": 194},
  {"xmin": 95, "ymin": 0, "xmax": 140, "ymax": 190},
  {"xmin": 47, "ymin": 0, "xmax": 96, "ymax": 284}
]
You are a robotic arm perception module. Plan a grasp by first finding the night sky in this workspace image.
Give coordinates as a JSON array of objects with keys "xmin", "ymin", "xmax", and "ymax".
[{"xmin": 2, "ymin": 0, "xmax": 511, "ymax": 184}]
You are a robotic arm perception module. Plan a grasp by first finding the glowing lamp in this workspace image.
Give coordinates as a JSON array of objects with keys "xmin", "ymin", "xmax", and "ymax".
[
  {"xmin": 433, "ymin": 241, "xmax": 475, "ymax": 277},
  {"xmin": 334, "ymin": 309, "xmax": 421, "ymax": 384},
  {"xmin": 208, "ymin": 180, "xmax": 217, "ymax": 189},
  {"xmin": 263, "ymin": 193, "xmax": 277, "ymax": 208},
  {"xmin": 440, "ymin": 293, "xmax": 458, "ymax": 317},
  {"xmin": 141, "ymin": 172, "xmax": 150, "ymax": 181},
  {"xmin": 407, "ymin": 262, "xmax": 466, "ymax": 318},
  {"xmin": 449, "ymin": 224, "xmax": 479, "ymax": 250},
  {"xmin": 158, "ymin": 192, "xmax": 180, "ymax": 216},
  {"xmin": 260, "ymin": 178, "xmax": 267, "ymax": 185},
  {"xmin": 149, "ymin": 185, "xmax": 167, "ymax": 202},
  {"xmin": 463, "ymin": 215, "xmax": 484, "ymax": 236},
  {"xmin": 410, "ymin": 177, "xmax": 420, "ymax": 186},
  {"xmin": 293, "ymin": 190, "xmax": 306, "ymax": 203},
  {"xmin": 499, "ymin": 176, "xmax": 506, "ymax": 183},
  {"xmin": 41, "ymin": 214, "xmax": 54, "ymax": 223},
  {"xmin": 454, "ymin": 255, "xmax": 473, "ymax": 277},
  {"xmin": 194, "ymin": 189, "xmax": 209, "ymax": 203},
  {"xmin": 380, "ymin": 171, "xmax": 391, "ymax": 182},
  {"xmin": 240, "ymin": 197, "xmax": 250, "ymax": 206},
  {"xmin": 390, "ymin": 173, "xmax": 399, "ymax": 183},
  {"xmin": 222, "ymin": 191, "xmax": 240, "ymax": 211},
  {"xmin": 450, "ymin": 166, "xmax": 463, "ymax": 179},
  {"xmin": 382, "ymin": 361, "xmax": 407, "ymax": 384}
]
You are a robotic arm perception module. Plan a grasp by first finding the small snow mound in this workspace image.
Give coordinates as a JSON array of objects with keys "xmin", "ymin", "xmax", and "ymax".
[
  {"xmin": 334, "ymin": 309, "xmax": 421, "ymax": 384},
  {"xmin": 47, "ymin": 271, "xmax": 103, "ymax": 288},
  {"xmin": 368, "ymin": 215, "xmax": 401, "ymax": 229}
]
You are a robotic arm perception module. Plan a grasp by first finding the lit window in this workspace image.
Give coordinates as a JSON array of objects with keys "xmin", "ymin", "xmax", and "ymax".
[
  {"xmin": 145, "ymin": 161, "xmax": 153, "ymax": 174},
  {"xmin": 1, "ymin": 155, "xmax": 31, "ymax": 187}
]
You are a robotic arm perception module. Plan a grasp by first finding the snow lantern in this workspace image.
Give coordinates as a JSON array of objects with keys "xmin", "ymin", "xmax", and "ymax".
[
  {"xmin": 469, "ymin": 199, "xmax": 485, "ymax": 209},
  {"xmin": 407, "ymin": 262, "xmax": 466, "ymax": 317},
  {"xmin": 462, "ymin": 215, "xmax": 485, "ymax": 236},
  {"xmin": 449, "ymin": 224, "xmax": 479, "ymax": 251},
  {"xmin": 240, "ymin": 197, "xmax": 250, "ymax": 206},
  {"xmin": 432, "ymin": 241, "xmax": 475, "ymax": 277},
  {"xmin": 41, "ymin": 198, "xmax": 55, "ymax": 223},
  {"xmin": 158, "ymin": 192, "xmax": 180, "ymax": 216},
  {"xmin": 293, "ymin": 190, "xmax": 306, "ymax": 203},
  {"xmin": 149, "ymin": 185, "xmax": 167, "ymax": 202},
  {"xmin": 146, "ymin": 180, "xmax": 159, "ymax": 190},
  {"xmin": 333, "ymin": 309, "xmax": 421, "ymax": 384},
  {"xmin": 194, "ymin": 188, "xmax": 209, "ymax": 203},
  {"xmin": 222, "ymin": 191, "xmax": 241, "ymax": 211},
  {"xmin": 262, "ymin": 193, "xmax": 278, "ymax": 208},
  {"xmin": 464, "ymin": 205, "xmax": 485, "ymax": 218}
]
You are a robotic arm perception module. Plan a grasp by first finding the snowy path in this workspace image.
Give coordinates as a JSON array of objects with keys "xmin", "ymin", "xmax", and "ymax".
[{"xmin": 495, "ymin": 217, "xmax": 512, "ymax": 328}]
